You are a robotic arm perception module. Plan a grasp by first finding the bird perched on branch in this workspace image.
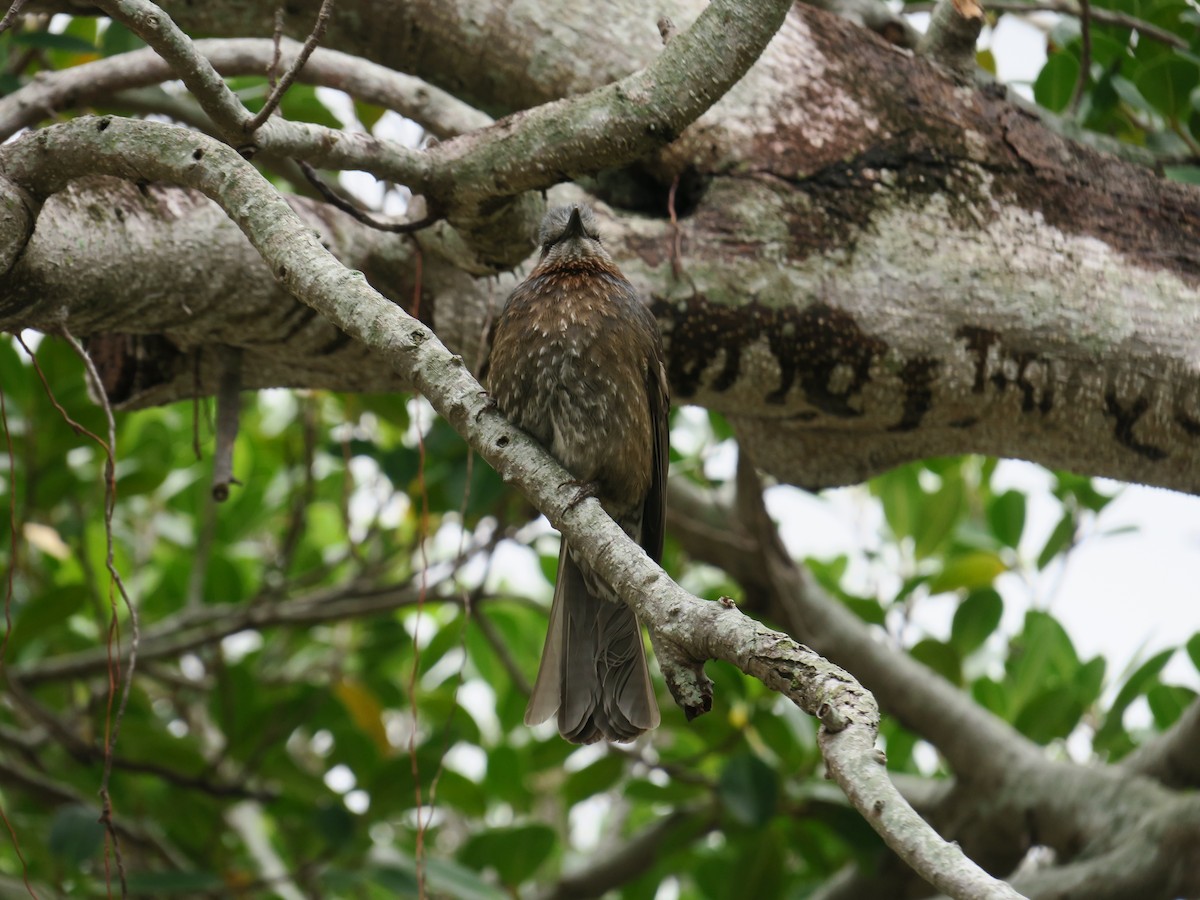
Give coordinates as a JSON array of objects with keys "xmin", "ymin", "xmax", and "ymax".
[{"xmin": 486, "ymin": 204, "xmax": 668, "ymax": 743}]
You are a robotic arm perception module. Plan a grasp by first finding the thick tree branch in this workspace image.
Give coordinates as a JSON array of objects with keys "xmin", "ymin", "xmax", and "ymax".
[
  {"xmin": 0, "ymin": 38, "xmax": 492, "ymax": 142},
  {"xmin": 1121, "ymin": 698, "xmax": 1200, "ymax": 789}
]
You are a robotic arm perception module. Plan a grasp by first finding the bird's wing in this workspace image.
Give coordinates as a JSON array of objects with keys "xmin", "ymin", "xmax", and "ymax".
[{"xmin": 640, "ymin": 348, "xmax": 670, "ymax": 564}]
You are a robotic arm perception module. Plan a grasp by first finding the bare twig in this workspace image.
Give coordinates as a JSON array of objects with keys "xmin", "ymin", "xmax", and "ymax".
[
  {"xmin": 980, "ymin": 0, "xmax": 1187, "ymax": 49},
  {"xmin": 0, "ymin": 381, "xmax": 16, "ymax": 665},
  {"xmin": 61, "ymin": 326, "xmax": 139, "ymax": 900},
  {"xmin": 212, "ymin": 345, "xmax": 242, "ymax": 501},
  {"xmin": 0, "ymin": 798, "xmax": 37, "ymax": 899},
  {"xmin": 667, "ymin": 175, "xmax": 683, "ymax": 277},
  {"xmin": 245, "ymin": 0, "xmax": 335, "ymax": 132},
  {"xmin": 0, "ymin": 0, "xmax": 32, "ymax": 35},
  {"xmin": 474, "ymin": 607, "xmax": 531, "ymax": 695},
  {"xmin": 267, "ymin": 9, "xmax": 284, "ymax": 89},
  {"xmin": 14, "ymin": 548, "xmax": 491, "ymax": 685},
  {"xmin": 4, "ymin": 673, "xmax": 272, "ymax": 800},
  {"xmin": 297, "ymin": 159, "xmax": 438, "ymax": 233},
  {"xmin": 539, "ymin": 805, "xmax": 719, "ymax": 900}
]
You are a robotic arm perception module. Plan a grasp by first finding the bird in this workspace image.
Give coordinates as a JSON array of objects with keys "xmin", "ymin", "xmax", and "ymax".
[{"xmin": 485, "ymin": 203, "xmax": 668, "ymax": 743}]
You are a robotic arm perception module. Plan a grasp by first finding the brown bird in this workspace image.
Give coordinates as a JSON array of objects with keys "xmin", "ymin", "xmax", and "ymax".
[{"xmin": 486, "ymin": 204, "xmax": 667, "ymax": 743}]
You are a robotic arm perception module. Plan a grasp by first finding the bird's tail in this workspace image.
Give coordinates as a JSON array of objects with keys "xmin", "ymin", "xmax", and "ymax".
[{"xmin": 524, "ymin": 541, "xmax": 660, "ymax": 743}]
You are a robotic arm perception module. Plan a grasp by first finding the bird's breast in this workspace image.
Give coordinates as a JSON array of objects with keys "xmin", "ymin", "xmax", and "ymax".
[{"xmin": 488, "ymin": 273, "xmax": 655, "ymax": 513}]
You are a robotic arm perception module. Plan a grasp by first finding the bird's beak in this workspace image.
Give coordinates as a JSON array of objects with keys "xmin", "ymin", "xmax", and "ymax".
[{"xmin": 563, "ymin": 206, "xmax": 586, "ymax": 240}]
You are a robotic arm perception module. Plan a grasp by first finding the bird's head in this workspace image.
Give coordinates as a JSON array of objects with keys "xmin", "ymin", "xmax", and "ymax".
[{"xmin": 536, "ymin": 204, "xmax": 613, "ymax": 267}]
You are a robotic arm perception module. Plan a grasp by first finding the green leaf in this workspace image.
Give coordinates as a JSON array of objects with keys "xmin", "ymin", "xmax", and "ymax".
[
  {"xmin": 987, "ymin": 490, "xmax": 1026, "ymax": 549},
  {"xmin": 1135, "ymin": 57, "xmax": 1200, "ymax": 119},
  {"xmin": 1034, "ymin": 52, "xmax": 1081, "ymax": 112},
  {"xmin": 354, "ymin": 99, "xmax": 387, "ymax": 131},
  {"xmin": 11, "ymin": 31, "xmax": 97, "ymax": 53},
  {"xmin": 928, "ymin": 550, "xmax": 1006, "ymax": 594},
  {"xmin": 841, "ymin": 594, "xmax": 887, "ymax": 626},
  {"xmin": 435, "ymin": 769, "xmax": 489, "ymax": 817},
  {"xmin": 913, "ymin": 475, "xmax": 964, "ymax": 559},
  {"xmin": 1131, "ymin": 3, "xmax": 1192, "ymax": 64},
  {"xmin": 951, "ymin": 588, "xmax": 1004, "ymax": 654},
  {"xmin": 1037, "ymin": 511, "xmax": 1077, "ymax": 570},
  {"xmin": 1186, "ymin": 632, "xmax": 1200, "ymax": 672},
  {"xmin": 48, "ymin": 804, "xmax": 104, "ymax": 867},
  {"xmin": 972, "ymin": 677, "xmax": 1008, "ymax": 718},
  {"xmin": 1014, "ymin": 685, "xmax": 1084, "ymax": 743},
  {"xmin": 459, "ymin": 824, "xmax": 556, "ymax": 887},
  {"xmin": 1076, "ymin": 656, "xmax": 1107, "ymax": 708},
  {"xmin": 357, "ymin": 857, "xmax": 506, "ymax": 900},
  {"xmin": 718, "ymin": 753, "xmax": 778, "ymax": 827},
  {"xmin": 1110, "ymin": 648, "xmax": 1175, "ymax": 717},
  {"xmin": 312, "ymin": 801, "xmax": 355, "ymax": 851},
  {"xmin": 101, "ymin": 21, "xmax": 145, "ymax": 57},
  {"xmin": 1165, "ymin": 165, "xmax": 1200, "ymax": 184},
  {"xmin": 564, "ymin": 754, "xmax": 625, "ymax": 805},
  {"xmin": 1147, "ymin": 683, "xmax": 1195, "ymax": 729},
  {"xmin": 11, "ymin": 583, "xmax": 89, "ymax": 652},
  {"xmin": 1096, "ymin": 647, "xmax": 1176, "ymax": 755},
  {"xmin": 1007, "ymin": 611, "xmax": 1081, "ymax": 713},
  {"xmin": 279, "ymin": 84, "xmax": 344, "ymax": 129},
  {"xmin": 910, "ymin": 638, "xmax": 962, "ymax": 685},
  {"xmin": 873, "ymin": 465, "xmax": 921, "ymax": 541},
  {"xmin": 726, "ymin": 828, "xmax": 786, "ymax": 900}
]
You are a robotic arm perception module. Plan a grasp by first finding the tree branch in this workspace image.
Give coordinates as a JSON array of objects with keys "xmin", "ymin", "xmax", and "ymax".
[
  {"xmin": 1121, "ymin": 698, "xmax": 1200, "ymax": 789},
  {"xmin": 0, "ymin": 114, "xmax": 1025, "ymax": 899},
  {"xmin": 538, "ymin": 804, "xmax": 719, "ymax": 900},
  {"xmin": 0, "ymin": 37, "xmax": 492, "ymax": 143}
]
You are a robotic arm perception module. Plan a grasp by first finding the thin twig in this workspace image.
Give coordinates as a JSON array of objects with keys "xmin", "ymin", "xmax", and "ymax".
[
  {"xmin": 0, "ymin": 801, "xmax": 37, "ymax": 899},
  {"xmin": 212, "ymin": 346, "xmax": 242, "ymax": 501},
  {"xmin": 267, "ymin": 9, "xmax": 284, "ymax": 90},
  {"xmin": 408, "ymin": 407, "xmax": 431, "ymax": 894},
  {"xmin": 1068, "ymin": 0, "xmax": 1092, "ymax": 116},
  {"xmin": 0, "ymin": 0, "xmax": 32, "ymax": 35},
  {"xmin": 297, "ymin": 159, "xmax": 438, "ymax": 233},
  {"xmin": 245, "ymin": 0, "xmax": 335, "ymax": 132},
  {"xmin": 60, "ymin": 327, "xmax": 139, "ymax": 900},
  {"xmin": 474, "ymin": 607, "xmax": 531, "ymax": 695},
  {"xmin": 980, "ymin": 0, "xmax": 1187, "ymax": 49},
  {"xmin": 0, "ymin": 381, "xmax": 16, "ymax": 664},
  {"xmin": 272, "ymin": 395, "xmax": 318, "ymax": 581},
  {"xmin": 667, "ymin": 175, "xmax": 683, "ymax": 277}
]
